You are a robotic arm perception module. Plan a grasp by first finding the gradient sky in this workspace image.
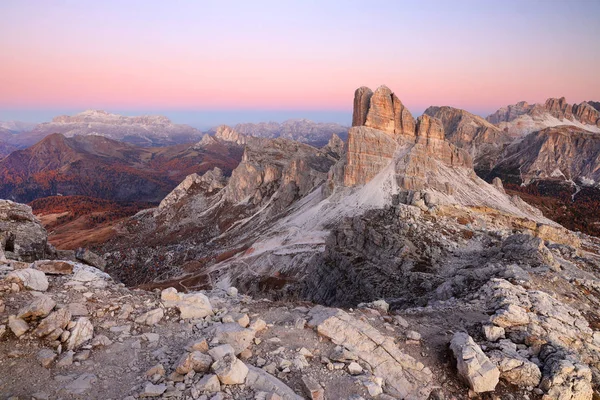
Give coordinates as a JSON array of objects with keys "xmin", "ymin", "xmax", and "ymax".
[{"xmin": 1, "ymin": 0, "xmax": 599, "ymax": 127}]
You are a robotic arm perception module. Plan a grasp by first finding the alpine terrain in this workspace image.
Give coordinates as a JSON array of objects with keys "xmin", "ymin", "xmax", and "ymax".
[{"xmin": 1, "ymin": 87, "xmax": 600, "ymax": 400}]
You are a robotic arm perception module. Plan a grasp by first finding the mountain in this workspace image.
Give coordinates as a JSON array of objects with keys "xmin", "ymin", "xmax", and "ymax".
[
  {"xmin": 11, "ymin": 110, "xmax": 203, "ymax": 147},
  {"xmin": 231, "ymin": 118, "xmax": 348, "ymax": 147},
  {"xmin": 0, "ymin": 140, "xmax": 18, "ymax": 158},
  {"xmin": 0, "ymin": 120, "xmax": 36, "ymax": 133},
  {"xmin": 486, "ymin": 97, "xmax": 600, "ymax": 137},
  {"xmin": 423, "ymin": 106, "xmax": 513, "ymax": 175},
  {"xmin": 489, "ymin": 125, "xmax": 600, "ymax": 186},
  {"xmin": 0, "ymin": 133, "xmax": 243, "ymax": 203},
  {"xmin": 3, "ymin": 87, "xmax": 600, "ymax": 400},
  {"xmin": 93, "ymin": 86, "xmax": 600, "ymax": 399},
  {"xmin": 102, "ymin": 85, "xmax": 558, "ymax": 292}
]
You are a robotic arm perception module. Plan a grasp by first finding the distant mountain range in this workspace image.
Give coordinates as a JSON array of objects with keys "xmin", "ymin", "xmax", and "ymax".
[
  {"xmin": 0, "ymin": 132, "xmax": 243, "ymax": 203},
  {"xmin": 426, "ymin": 97, "xmax": 600, "ymax": 185},
  {"xmin": 0, "ymin": 112, "xmax": 349, "ymax": 152},
  {"xmin": 2, "ymin": 110, "xmax": 205, "ymax": 148},
  {"xmin": 230, "ymin": 119, "xmax": 348, "ymax": 146}
]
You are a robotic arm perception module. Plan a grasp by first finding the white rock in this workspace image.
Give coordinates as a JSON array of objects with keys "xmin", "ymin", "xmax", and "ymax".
[
  {"xmin": 66, "ymin": 317, "xmax": 94, "ymax": 350},
  {"xmin": 17, "ymin": 295, "xmax": 56, "ymax": 320},
  {"xmin": 213, "ymin": 323, "xmax": 255, "ymax": 355},
  {"xmin": 194, "ymin": 374, "xmax": 221, "ymax": 393},
  {"xmin": 482, "ymin": 325, "xmax": 505, "ymax": 342},
  {"xmin": 135, "ymin": 308, "xmax": 164, "ymax": 326},
  {"xmin": 450, "ymin": 332, "xmax": 499, "ymax": 393},
  {"xmin": 7, "ymin": 268, "xmax": 49, "ymax": 291},
  {"xmin": 8, "ymin": 315, "xmax": 29, "ymax": 337},
  {"xmin": 348, "ymin": 362, "xmax": 363, "ymax": 375},
  {"xmin": 175, "ymin": 351, "xmax": 213, "ymax": 374},
  {"xmin": 406, "ymin": 330, "xmax": 422, "ymax": 341},
  {"xmin": 140, "ymin": 383, "xmax": 166, "ymax": 398},
  {"xmin": 212, "ymin": 354, "xmax": 249, "ymax": 385},
  {"xmin": 160, "ymin": 287, "xmax": 180, "ymax": 302},
  {"xmin": 208, "ymin": 344, "xmax": 236, "ymax": 360}
]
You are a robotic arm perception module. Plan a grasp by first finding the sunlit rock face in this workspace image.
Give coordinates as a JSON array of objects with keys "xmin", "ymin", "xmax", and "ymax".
[{"xmin": 339, "ymin": 85, "xmax": 472, "ymax": 189}]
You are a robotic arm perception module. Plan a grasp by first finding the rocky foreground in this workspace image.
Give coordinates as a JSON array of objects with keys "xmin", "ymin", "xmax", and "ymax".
[{"xmin": 2, "ymin": 200, "xmax": 600, "ymax": 399}]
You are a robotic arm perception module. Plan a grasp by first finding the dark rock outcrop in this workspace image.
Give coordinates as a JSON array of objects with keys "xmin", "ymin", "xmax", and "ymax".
[{"xmin": 0, "ymin": 200, "xmax": 48, "ymax": 262}]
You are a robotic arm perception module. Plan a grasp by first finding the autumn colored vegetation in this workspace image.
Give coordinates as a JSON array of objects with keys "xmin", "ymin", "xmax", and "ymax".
[{"xmin": 505, "ymin": 181, "xmax": 600, "ymax": 237}]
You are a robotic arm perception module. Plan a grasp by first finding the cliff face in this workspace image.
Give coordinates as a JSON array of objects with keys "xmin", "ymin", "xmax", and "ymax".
[
  {"xmin": 490, "ymin": 126, "xmax": 600, "ymax": 185},
  {"xmin": 424, "ymin": 106, "xmax": 513, "ymax": 175},
  {"xmin": 338, "ymin": 86, "xmax": 472, "ymax": 193}
]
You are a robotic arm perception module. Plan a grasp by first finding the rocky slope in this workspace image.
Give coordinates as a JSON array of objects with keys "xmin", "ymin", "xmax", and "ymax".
[
  {"xmin": 9, "ymin": 110, "xmax": 203, "ymax": 147},
  {"xmin": 231, "ymin": 119, "xmax": 348, "ymax": 147},
  {"xmin": 0, "ymin": 140, "xmax": 18, "ymax": 158},
  {"xmin": 0, "ymin": 133, "xmax": 243, "ymax": 203},
  {"xmin": 3, "ymin": 163, "xmax": 600, "ymax": 399},
  {"xmin": 102, "ymin": 85, "xmax": 565, "ymax": 298},
  {"xmin": 488, "ymin": 126, "xmax": 600, "ymax": 186},
  {"xmin": 423, "ymin": 106, "xmax": 513, "ymax": 176},
  {"xmin": 486, "ymin": 98, "xmax": 600, "ymax": 137}
]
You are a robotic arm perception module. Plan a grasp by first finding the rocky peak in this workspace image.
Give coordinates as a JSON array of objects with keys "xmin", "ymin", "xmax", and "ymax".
[
  {"xmin": 487, "ymin": 97, "xmax": 600, "ymax": 136},
  {"xmin": 351, "ymin": 86, "xmax": 373, "ymax": 127},
  {"xmin": 214, "ymin": 125, "xmax": 246, "ymax": 145},
  {"xmin": 321, "ymin": 133, "xmax": 345, "ymax": 159},
  {"xmin": 354, "ymin": 85, "xmax": 416, "ymax": 137},
  {"xmin": 338, "ymin": 85, "xmax": 472, "ymax": 188},
  {"xmin": 415, "ymin": 114, "xmax": 444, "ymax": 140},
  {"xmin": 423, "ymin": 106, "xmax": 513, "ymax": 175}
]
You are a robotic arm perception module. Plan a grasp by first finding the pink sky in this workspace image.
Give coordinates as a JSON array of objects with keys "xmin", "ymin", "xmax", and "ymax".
[{"xmin": 1, "ymin": 1, "xmax": 599, "ymax": 121}]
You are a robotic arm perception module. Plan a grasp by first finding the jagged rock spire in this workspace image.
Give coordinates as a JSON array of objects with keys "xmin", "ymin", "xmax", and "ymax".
[{"xmin": 352, "ymin": 85, "xmax": 416, "ymax": 137}]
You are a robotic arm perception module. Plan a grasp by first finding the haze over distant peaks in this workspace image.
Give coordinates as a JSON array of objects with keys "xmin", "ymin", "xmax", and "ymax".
[
  {"xmin": 231, "ymin": 118, "xmax": 348, "ymax": 146},
  {"xmin": 20, "ymin": 110, "xmax": 202, "ymax": 147}
]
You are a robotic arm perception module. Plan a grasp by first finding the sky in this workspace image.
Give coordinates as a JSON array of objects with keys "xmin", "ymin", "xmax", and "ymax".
[{"xmin": 1, "ymin": 0, "xmax": 599, "ymax": 128}]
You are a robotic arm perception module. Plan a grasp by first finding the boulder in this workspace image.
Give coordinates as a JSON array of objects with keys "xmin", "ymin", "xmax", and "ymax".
[
  {"xmin": 449, "ymin": 332, "xmax": 499, "ymax": 393},
  {"xmin": 490, "ymin": 304, "xmax": 530, "ymax": 328},
  {"xmin": 8, "ymin": 315, "xmax": 29, "ymax": 337},
  {"xmin": 17, "ymin": 295, "xmax": 56, "ymax": 320},
  {"xmin": 540, "ymin": 352, "xmax": 593, "ymax": 400},
  {"xmin": 66, "ymin": 317, "xmax": 94, "ymax": 350},
  {"xmin": 194, "ymin": 374, "xmax": 221, "ymax": 393},
  {"xmin": 0, "ymin": 200, "xmax": 47, "ymax": 262},
  {"xmin": 208, "ymin": 344, "xmax": 236, "ymax": 360},
  {"xmin": 308, "ymin": 306, "xmax": 433, "ymax": 399},
  {"xmin": 488, "ymin": 350, "xmax": 541, "ymax": 388},
  {"xmin": 34, "ymin": 308, "xmax": 71, "ymax": 338},
  {"xmin": 245, "ymin": 365, "xmax": 304, "ymax": 400},
  {"xmin": 33, "ymin": 260, "xmax": 73, "ymax": 275},
  {"xmin": 6, "ymin": 268, "xmax": 49, "ymax": 291},
  {"xmin": 301, "ymin": 376, "xmax": 324, "ymax": 400},
  {"xmin": 161, "ymin": 287, "xmax": 213, "ymax": 319},
  {"xmin": 213, "ymin": 323, "xmax": 255, "ymax": 355},
  {"xmin": 175, "ymin": 351, "xmax": 213, "ymax": 374},
  {"xmin": 140, "ymin": 383, "xmax": 166, "ymax": 398},
  {"xmin": 134, "ymin": 308, "xmax": 164, "ymax": 326},
  {"xmin": 37, "ymin": 348, "xmax": 57, "ymax": 368},
  {"xmin": 212, "ymin": 353, "xmax": 249, "ymax": 385},
  {"xmin": 482, "ymin": 325, "xmax": 505, "ymax": 342}
]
